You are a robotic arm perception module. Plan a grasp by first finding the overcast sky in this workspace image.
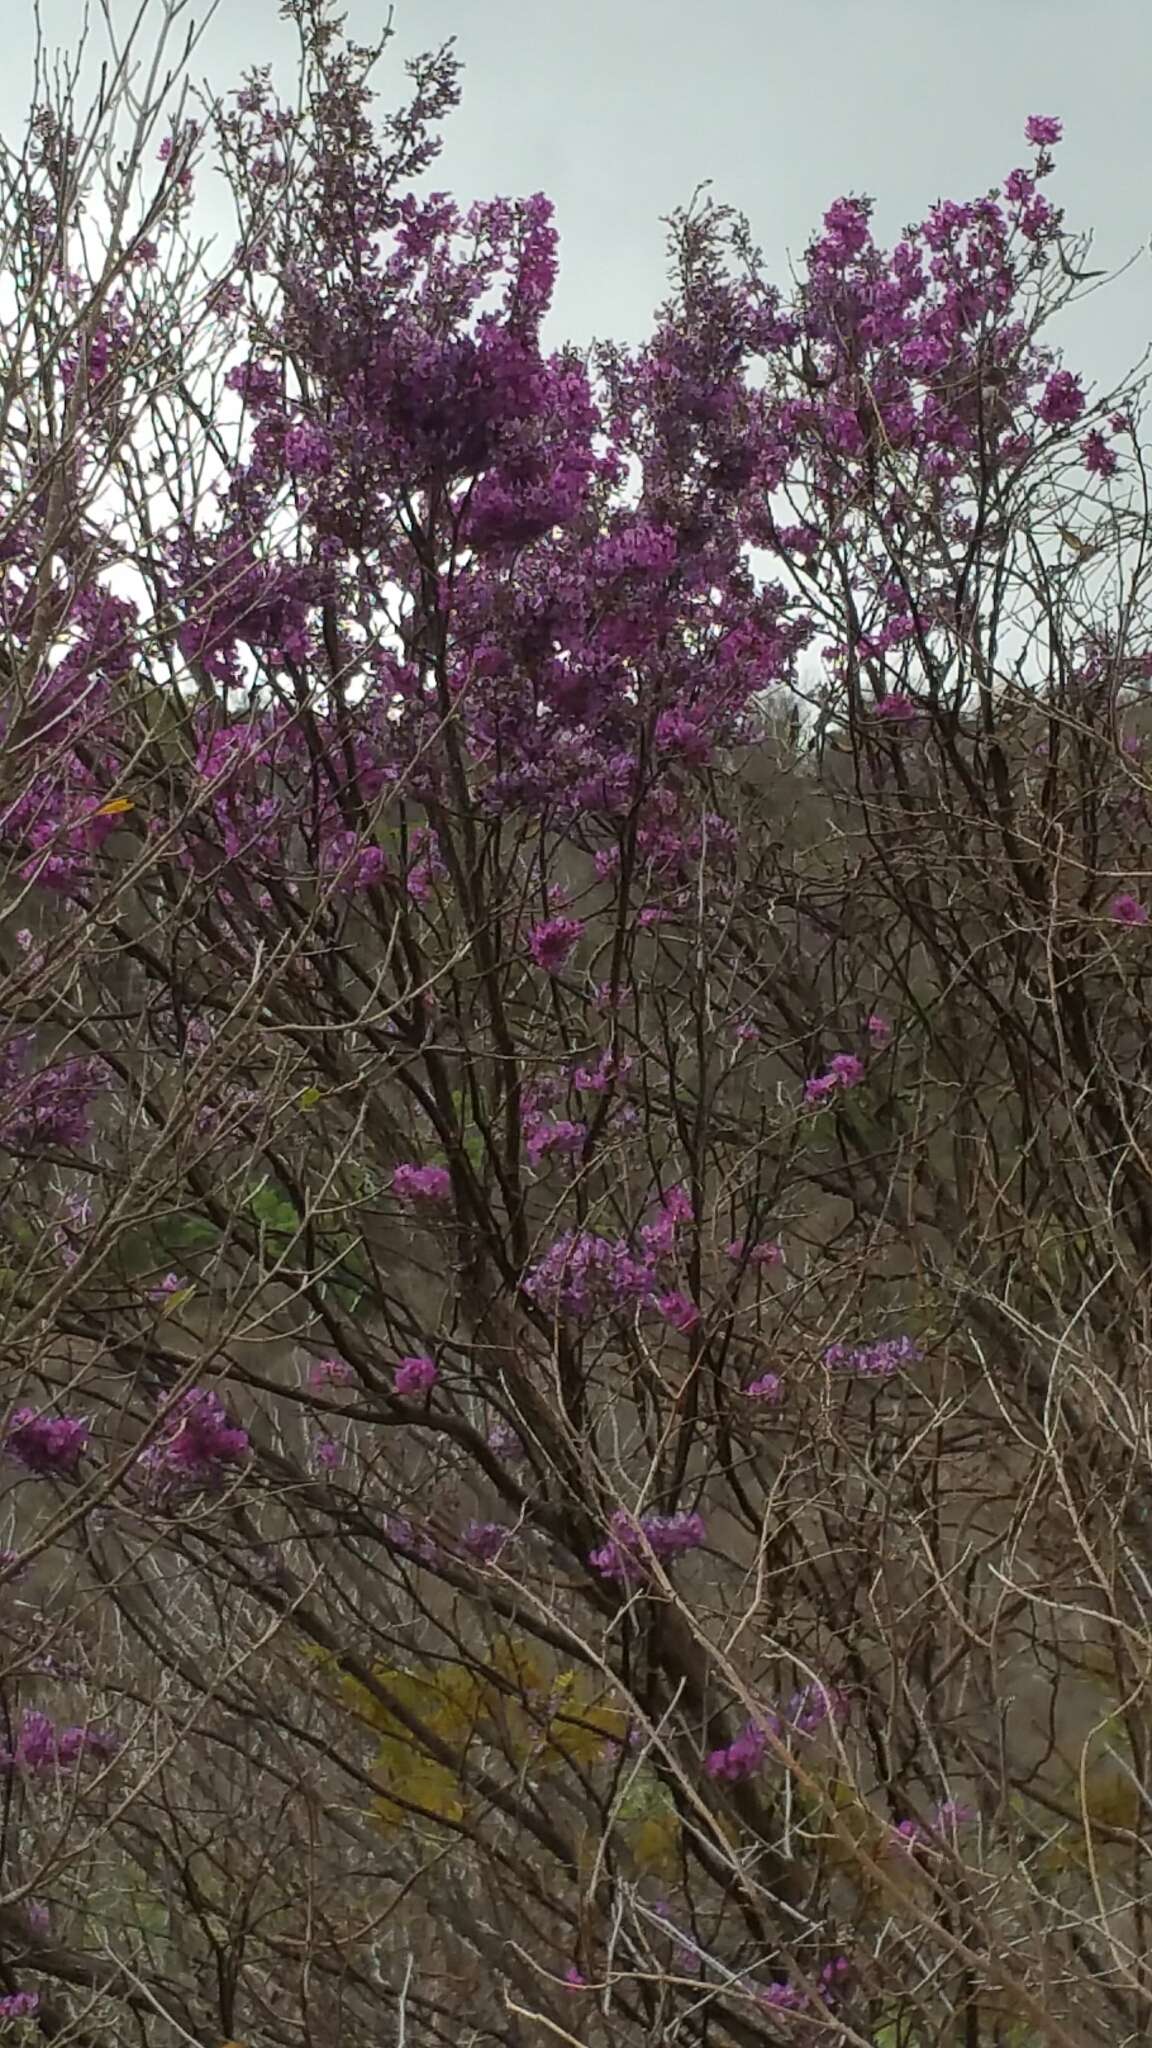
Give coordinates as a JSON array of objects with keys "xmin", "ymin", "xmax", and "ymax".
[{"xmin": 3, "ymin": 0, "xmax": 1150, "ymax": 391}]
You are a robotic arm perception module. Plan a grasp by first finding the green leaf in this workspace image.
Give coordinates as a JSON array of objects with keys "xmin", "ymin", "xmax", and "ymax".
[{"xmin": 247, "ymin": 1180, "xmax": 301, "ymax": 1238}]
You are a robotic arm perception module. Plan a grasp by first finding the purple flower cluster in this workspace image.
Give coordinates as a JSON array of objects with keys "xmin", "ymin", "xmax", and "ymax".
[
  {"xmin": 743, "ymin": 1373, "xmax": 783, "ymax": 1404},
  {"xmin": 486, "ymin": 1420, "xmax": 525, "ymax": 1459},
  {"xmin": 0, "ymin": 1041, "xmax": 105, "ymax": 1155},
  {"xmin": 1, "ymin": 1709, "xmax": 119, "ymax": 1775},
  {"xmin": 706, "ymin": 1685, "xmax": 850, "ymax": 1781},
  {"xmin": 392, "ymin": 1163, "xmax": 452, "ymax": 1204},
  {"xmin": 891, "ymin": 1798, "xmax": 974, "ymax": 1854},
  {"xmin": 527, "ymin": 916, "xmax": 584, "ymax": 972},
  {"xmin": 589, "ymin": 1509, "xmax": 706, "ymax": 1582},
  {"xmin": 823, "ymin": 1334, "xmax": 922, "ymax": 1377},
  {"xmin": 804, "ymin": 1052, "xmax": 865, "ymax": 1104},
  {"xmin": 460, "ymin": 1520, "xmax": 511, "ymax": 1563},
  {"xmin": 873, "ymin": 691, "xmax": 918, "ymax": 723},
  {"xmin": 393, "ymin": 1354, "xmax": 438, "ymax": 1397},
  {"xmin": 4, "ymin": 1407, "xmax": 90, "ymax": 1477},
  {"xmin": 524, "ymin": 1116, "xmax": 586, "ymax": 1167},
  {"xmin": 524, "ymin": 1230, "xmax": 656, "ymax": 1318},
  {"xmin": 0, "ymin": 1991, "xmax": 39, "ymax": 2019},
  {"xmin": 655, "ymin": 1289, "xmax": 700, "ymax": 1333},
  {"xmin": 726, "ymin": 1237, "xmax": 783, "ymax": 1268},
  {"xmin": 706, "ymin": 1719, "xmax": 769, "ymax": 1782},
  {"xmin": 308, "ymin": 1356, "xmax": 354, "ymax": 1387},
  {"xmin": 525, "ymin": 1190, "xmax": 695, "ymax": 1320},
  {"xmin": 139, "ymin": 1387, "xmax": 249, "ymax": 1490},
  {"xmin": 753, "ymin": 1957, "xmax": 851, "ymax": 2014}
]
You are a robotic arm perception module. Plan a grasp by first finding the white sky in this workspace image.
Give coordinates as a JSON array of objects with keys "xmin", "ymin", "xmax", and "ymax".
[{"xmin": 2, "ymin": 0, "xmax": 1149, "ymax": 398}]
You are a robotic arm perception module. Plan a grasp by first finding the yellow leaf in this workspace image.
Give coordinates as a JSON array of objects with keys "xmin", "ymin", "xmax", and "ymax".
[
  {"xmin": 1081, "ymin": 1769, "xmax": 1141, "ymax": 1832},
  {"xmin": 373, "ymin": 1744, "xmax": 465, "ymax": 1829},
  {"xmin": 297, "ymin": 1087, "xmax": 322, "ymax": 1111},
  {"xmin": 94, "ymin": 796, "xmax": 134, "ymax": 816},
  {"xmin": 541, "ymin": 1695, "xmax": 627, "ymax": 1769},
  {"xmin": 159, "ymin": 1286, "xmax": 196, "ymax": 1316},
  {"xmin": 627, "ymin": 1810, "xmax": 681, "ymax": 1877}
]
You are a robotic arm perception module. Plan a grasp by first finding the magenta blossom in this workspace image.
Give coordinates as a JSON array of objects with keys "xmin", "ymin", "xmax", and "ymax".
[
  {"xmin": 589, "ymin": 1508, "xmax": 707, "ymax": 1582},
  {"xmin": 393, "ymin": 1353, "xmax": 438, "ymax": 1397},
  {"xmin": 1110, "ymin": 892, "xmax": 1149, "ymax": 926},
  {"xmin": 706, "ymin": 1719, "xmax": 769, "ymax": 1782},
  {"xmin": 726, "ymin": 1237, "xmax": 783, "ymax": 1268},
  {"xmin": 805, "ymin": 1051, "xmax": 865, "ymax": 1103},
  {"xmin": 392, "ymin": 1162, "xmax": 452, "ymax": 1203},
  {"xmin": 744, "ymin": 1372, "xmax": 784, "ymax": 1404},
  {"xmin": 460, "ymin": 1519, "xmax": 511, "ymax": 1563},
  {"xmin": 308, "ymin": 1357, "xmax": 354, "ymax": 1387},
  {"xmin": 1081, "ymin": 429, "xmax": 1118, "ymax": 478},
  {"xmin": 656, "ymin": 1289, "xmax": 700, "ymax": 1333},
  {"xmin": 525, "ymin": 1116, "xmax": 586, "ymax": 1165},
  {"xmin": 866, "ymin": 1012, "xmax": 892, "ymax": 1048},
  {"xmin": 874, "ymin": 691, "xmax": 917, "ymax": 722},
  {"xmin": 141, "ymin": 1387, "xmax": 249, "ymax": 1489},
  {"xmin": 823, "ymin": 1334, "xmax": 921, "ymax": 1377},
  {"xmin": 527, "ymin": 915, "xmax": 585, "ymax": 972},
  {"xmin": 1038, "ymin": 370, "xmax": 1085, "ymax": 427},
  {"xmin": 0, "ymin": 1992, "xmax": 39, "ymax": 2019},
  {"xmin": 4, "ymin": 1407, "xmax": 90, "ymax": 1477},
  {"xmin": 1025, "ymin": 114, "xmax": 1063, "ymax": 146}
]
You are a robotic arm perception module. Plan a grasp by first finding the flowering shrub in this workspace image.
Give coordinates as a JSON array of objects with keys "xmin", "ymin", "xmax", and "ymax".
[{"xmin": 0, "ymin": 15, "xmax": 1147, "ymax": 2046}]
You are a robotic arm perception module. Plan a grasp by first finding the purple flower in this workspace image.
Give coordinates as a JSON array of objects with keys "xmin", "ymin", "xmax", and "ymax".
[
  {"xmin": 874, "ymin": 691, "xmax": 917, "ymax": 722},
  {"xmin": 1038, "ymin": 370, "xmax": 1085, "ymax": 427},
  {"xmin": 726, "ymin": 1238, "xmax": 783, "ymax": 1268},
  {"xmin": 866, "ymin": 1012, "xmax": 892, "ymax": 1048},
  {"xmin": 282, "ymin": 422, "xmax": 332, "ymax": 475},
  {"xmin": 589, "ymin": 1508, "xmax": 706, "ymax": 1582},
  {"xmin": 308, "ymin": 1357, "xmax": 354, "ymax": 1387},
  {"xmin": 706, "ymin": 1719, "xmax": 769, "ymax": 1782},
  {"xmin": 640, "ymin": 1186, "xmax": 694, "ymax": 1258},
  {"xmin": 744, "ymin": 1372, "xmax": 783, "ymax": 1404},
  {"xmin": 572, "ymin": 1050, "xmax": 632, "ymax": 1092},
  {"xmin": 655, "ymin": 1290, "xmax": 700, "ymax": 1333},
  {"xmin": 786, "ymin": 1683, "xmax": 850, "ymax": 1735},
  {"xmin": 460, "ymin": 1520, "xmax": 511, "ymax": 1563},
  {"xmin": 4, "ymin": 1408, "xmax": 90, "ymax": 1477},
  {"xmin": 564, "ymin": 1967, "xmax": 587, "ymax": 1990},
  {"xmin": 525, "ymin": 1116, "xmax": 586, "ymax": 1165},
  {"xmin": 140, "ymin": 1387, "xmax": 248, "ymax": 1490},
  {"xmin": 804, "ymin": 1051, "xmax": 864, "ymax": 1104},
  {"xmin": 1081, "ymin": 429, "xmax": 1118, "ymax": 478},
  {"xmin": 0, "ymin": 1056, "xmax": 105, "ymax": 1153},
  {"xmin": 754, "ymin": 1981, "xmax": 803, "ymax": 2012},
  {"xmin": 1110, "ymin": 892, "xmax": 1148, "ymax": 926},
  {"xmin": 487, "ymin": 1421, "xmax": 525, "ymax": 1459},
  {"xmin": 0, "ymin": 1991, "xmax": 39, "ymax": 2019},
  {"xmin": 820, "ymin": 1956, "xmax": 852, "ymax": 1996},
  {"xmin": 527, "ymin": 916, "xmax": 584, "ymax": 972},
  {"xmin": 313, "ymin": 1434, "xmax": 343, "ymax": 1470},
  {"xmin": 823, "ymin": 1334, "xmax": 921, "ymax": 1377},
  {"xmin": 392, "ymin": 1163, "xmax": 452, "ymax": 1204},
  {"xmin": 525, "ymin": 1230, "xmax": 655, "ymax": 1318},
  {"xmin": 1, "ymin": 1710, "xmax": 117, "ymax": 1776},
  {"xmin": 1025, "ymin": 114, "xmax": 1063, "ymax": 147},
  {"xmin": 393, "ymin": 1354, "xmax": 438, "ymax": 1397}
]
